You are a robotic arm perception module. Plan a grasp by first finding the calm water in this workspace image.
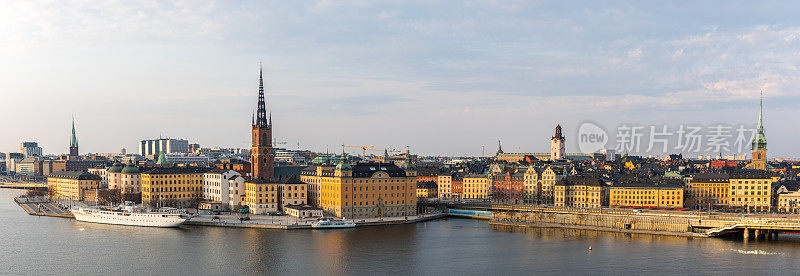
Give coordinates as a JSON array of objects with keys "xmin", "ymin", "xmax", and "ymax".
[{"xmin": 3, "ymin": 188, "xmax": 800, "ymax": 275}]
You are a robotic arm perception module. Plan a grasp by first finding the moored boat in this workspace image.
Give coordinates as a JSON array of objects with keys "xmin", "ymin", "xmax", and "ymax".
[
  {"xmin": 71, "ymin": 202, "xmax": 191, "ymax": 228},
  {"xmin": 311, "ymin": 217, "xmax": 356, "ymax": 229}
]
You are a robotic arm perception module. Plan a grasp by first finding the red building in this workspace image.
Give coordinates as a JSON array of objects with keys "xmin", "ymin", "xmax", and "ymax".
[
  {"xmin": 709, "ymin": 160, "xmax": 738, "ymax": 169},
  {"xmin": 492, "ymin": 171, "xmax": 524, "ymax": 204}
]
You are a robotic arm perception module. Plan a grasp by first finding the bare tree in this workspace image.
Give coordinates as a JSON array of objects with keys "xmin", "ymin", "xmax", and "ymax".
[
  {"xmin": 26, "ymin": 189, "xmax": 47, "ymax": 198},
  {"xmin": 188, "ymin": 193, "xmax": 203, "ymax": 209},
  {"xmin": 122, "ymin": 192, "xmax": 142, "ymax": 204},
  {"xmin": 98, "ymin": 189, "xmax": 122, "ymax": 205}
]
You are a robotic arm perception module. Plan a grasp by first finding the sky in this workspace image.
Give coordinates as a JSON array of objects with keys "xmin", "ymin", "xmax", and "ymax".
[{"xmin": 2, "ymin": 1, "xmax": 800, "ymax": 157}]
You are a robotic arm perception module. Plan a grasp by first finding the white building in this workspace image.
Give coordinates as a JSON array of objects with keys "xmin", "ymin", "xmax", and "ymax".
[
  {"xmin": 139, "ymin": 138, "xmax": 190, "ymax": 156},
  {"xmin": 20, "ymin": 142, "xmax": 42, "ymax": 158},
  {"xmin": 87, "ymin": 167, "xmax": 108, "ymax": 187},
  {"xmin": 105, "ymin": 162, "xmax": 141, "ymax": 194},
  {"xmin": 203, "ymin": 169, "xmax": 245, "ymax": 210},
  {"xmin": 550, "ymin": 125, "xmax": 566, "ymax": 160}
]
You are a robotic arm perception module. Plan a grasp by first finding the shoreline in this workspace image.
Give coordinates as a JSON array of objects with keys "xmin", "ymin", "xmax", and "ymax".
[
  {"xmin": 489, "ymin": 220, "xmax": 708, "ymax": 238},
  {"xmin": 12, "ymin": 193, "xmax": 447, "ymax": 229}
]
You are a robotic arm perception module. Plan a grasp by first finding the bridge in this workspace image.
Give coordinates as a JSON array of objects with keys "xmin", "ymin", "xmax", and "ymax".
[
  {"xmin": 706, "ymin": 221, "xmax": 800, "ymax": 239},
  {"xmin": 0, "ymin": 182, "xmax": 48, "ymax": 190}
]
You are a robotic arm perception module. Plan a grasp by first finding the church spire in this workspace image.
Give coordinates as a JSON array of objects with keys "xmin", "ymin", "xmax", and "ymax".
[
  {"xmin": 496, "ymin": 139, "xmax": 504, "ymax": 155},
  {"xmin": 255, "ymin": 61, "xmax": 268, "ymax": 127},
  {"xmin": 751, "ymin": 90, "xmax": 767, "ymax": 151},
  {"xmin": 70, "ymin": 116, "xmax": 78, "ymax": 148},
  {"xmin": 757, "ymin": 90, "xmax": 764, "ymax": 132}
]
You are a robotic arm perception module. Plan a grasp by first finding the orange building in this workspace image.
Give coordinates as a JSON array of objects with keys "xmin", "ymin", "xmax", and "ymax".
[{"xmin": 688, "ymin": 172, "xmax": 730, "ymax": 206}]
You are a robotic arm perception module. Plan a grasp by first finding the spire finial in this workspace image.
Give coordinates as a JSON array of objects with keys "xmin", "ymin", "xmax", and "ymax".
[
  {"xmin": 758, "ymin": 90, "xmax": 764, "ymax": 132},
  {"xmin": 70, "ymin": 114, "xmax": 78, "ymax": 148}
]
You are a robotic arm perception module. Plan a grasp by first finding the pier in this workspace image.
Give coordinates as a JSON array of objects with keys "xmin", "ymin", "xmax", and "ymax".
[
  {"xmin": 15, "ymin": 196, "xmax": 74, "ymax": 218},
  {"xmin": 491, "ymin": 204, "xmax": 800, "ymax": 239}
]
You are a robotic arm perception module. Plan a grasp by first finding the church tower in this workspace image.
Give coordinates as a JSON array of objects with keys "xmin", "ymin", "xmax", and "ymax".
[
  {"xmin": 747, "ymin": 92, "xmax": 767, "ymax": 170},
  {"xmin": 69, "ymin": 116, "xmax": 79, "ymax": 157},
  {"xmin": 550, "ymin": 124, "xmax": 566, "ymax": 160},
  {"xmin": 251, "ymin": 63, "xmax": 274, "ymax": 180}
]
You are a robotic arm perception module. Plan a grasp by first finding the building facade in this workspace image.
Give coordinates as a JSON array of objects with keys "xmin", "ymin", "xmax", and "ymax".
[
  {"xmin": 139, "ymin": 138, "xmax": 190, "ymax": 156},
  {"xmin": 728, "ymin": 169, "xmax": 773, "ymax": 212},
  {"xmin": 302, "ymin": 160, "xmax": 417, "ymax": 218},
  {"xmin": 609, "ymin": 183, "xmax": 684, "ymax": 208},
  {"xmin": 20, "ymin": 142, "xmax": 42, "ymax": 158},
  {"xmin": 140, "ymin": 167, "xmax": 209, "ymax": 208},
  {"xmin": 463, "ymin": 174, "xmax": 489, "ymax": 200},
  {"xmin": 554, "ymin": 176, "xmax": 607, "ymax": 208},
  {"xmin": 203, "ymin": 169, "xmax": 245, "ymax": 210},
  {"xmin": 492, "ymin": 171, "xmax": 524, "ymax": 204},
  {"xmin": 688, "ymin": 172, "xmax": 730, "ymax": 206},
  {"xmin": 47, "ymin": 171, "xmax": 101, "ymax": 201}
]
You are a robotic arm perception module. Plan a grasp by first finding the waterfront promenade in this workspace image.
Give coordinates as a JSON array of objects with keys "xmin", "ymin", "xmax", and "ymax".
[
  {"xmin": 188, "ymin": 212, "xmax": 446, "ymax": 229},
  {"xmin": 11, "ymin": 193, "xmax": 447, "ymax": 229},
  {"xmin": 492, "ymin": 204, "xmax": 800, "ymax": 239}
]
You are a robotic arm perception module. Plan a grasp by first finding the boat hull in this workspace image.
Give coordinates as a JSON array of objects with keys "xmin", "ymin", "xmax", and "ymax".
[{"xmin": 72, "ymin": 208, "xmax": 189, "ymax": 228}]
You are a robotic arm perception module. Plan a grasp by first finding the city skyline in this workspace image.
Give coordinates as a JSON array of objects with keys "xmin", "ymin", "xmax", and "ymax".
[{"xmin": 3, "ymin": 1, "xmax": 800, "ymax": 156}]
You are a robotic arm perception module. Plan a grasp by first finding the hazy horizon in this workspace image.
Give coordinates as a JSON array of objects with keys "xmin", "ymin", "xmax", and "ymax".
[{"xmin": 3, "ymin": 1, "xmax": 800, "ymax": 157}]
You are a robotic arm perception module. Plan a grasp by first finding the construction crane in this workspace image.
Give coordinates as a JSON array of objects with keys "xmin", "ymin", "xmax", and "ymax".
[{"xmin": 342, "ymin": 145, "xmax": 374, "ymax": 157}]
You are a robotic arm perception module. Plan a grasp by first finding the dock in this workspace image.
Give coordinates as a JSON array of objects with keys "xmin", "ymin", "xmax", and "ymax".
[
  {"xmin": 14, "ymin": 197, "xmax": 74, "ymax": 218},
  {"xmin": 186, "ymin": 213, "xmax": 447, "ymax": 229}
]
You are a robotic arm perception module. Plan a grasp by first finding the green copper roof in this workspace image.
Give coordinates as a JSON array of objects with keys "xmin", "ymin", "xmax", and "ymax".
[
  {"xmin": 156, "ymin": 151, "xmax": 170, "ymax": 166},
  {"xmin": 400, "ymin": 149, "xmax": 415, "ymax": 171},
  {"xmin": 752, "ymin": 92, "xmax": 767, "ymax": 150},
  {"xmin": 121, "ymin": 163, "xmax": 140, "ymax": 174},
  {"xmin": 70, "ymin": 117, "xmax": 78, "ymax": 148},
  {"xmin": 108, "ymin": 162, "xmax": 123, "ymax": 173},
  {"xmin": 335, "ymin": 152, "xmax": 352, "ymax": 171}
]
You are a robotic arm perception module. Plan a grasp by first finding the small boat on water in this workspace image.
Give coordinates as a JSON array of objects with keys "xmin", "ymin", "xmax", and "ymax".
[
  {"xmin": 311, "ymin": 217, "xmax": 356, "ymax": 229},
  {"xmin": 71, "ymin": 201, "xmax": 192, "ymax": 228}
]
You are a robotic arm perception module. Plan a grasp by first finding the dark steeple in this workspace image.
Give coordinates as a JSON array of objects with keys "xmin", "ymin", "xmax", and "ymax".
[
  {"xmin": 69, "ymin": 116, "xmax": 79, "ymax": 156},
  {"xmin": 255, "ymin": 62, "xmax": 269, "ymax": 127},
  {"xmin": 552, "ymin": 124, "xmax": 565, "ymax": 141},
  {"xmin": 496, "ymin": 139, "xmax": 504, "ymax": 155}
]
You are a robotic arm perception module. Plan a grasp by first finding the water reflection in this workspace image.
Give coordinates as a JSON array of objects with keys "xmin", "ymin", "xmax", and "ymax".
[{"xmin": 4, "ymin": 188, "xmax": 800, "ymax": 275}]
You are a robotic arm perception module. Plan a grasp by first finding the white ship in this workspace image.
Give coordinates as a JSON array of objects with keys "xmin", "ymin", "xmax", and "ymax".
[
  {"xmin": 311, "ymin": 217, "xmax": 356, "ymax": 229},
  {"xmin": 71, "ymin": 202, "xmax": 191, "ymax": 228}
]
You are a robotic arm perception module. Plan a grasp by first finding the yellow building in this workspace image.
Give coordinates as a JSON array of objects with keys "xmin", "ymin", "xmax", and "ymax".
[
  {"xmin": 301, "ymin": 160, "xmax": 417, "ymax": 218},
  {"xmin": 777, "ymin": 191, "xmax": 800, "ymax": 213},
  {"xmin": 523, "ymin": 166, "xmax": 542, "ymax": 204},
  {"xmin": 463, "ymin": 174, "xmax": 489, "ymax": 200},
  {"xmin": 141, "ymin": 167, "xmax": 209, "ymax": 208},
  {"xmin": 536, "ymin": 166, "xmax": 564, "ymax": 204},
  {"xmin": 688, "ymin": 172, "xmax": 730, "ymax": 206},
  {"xmin": 245, "ymin": 180, "xmax": 278, "ymax": 214},
  {"xmin": 47, "ymin": 171, "xmax": 101, "ymax": 201},
  {"xmin": 609, "ymin": 183, "xmax": 684, "ymax": 208},
  {"xmin": 279, "ymin": 176, "xmax": 307, "ymax": 208},
  {"xmin": 416, "ymin": 181, "xmax": 438, "ymax": 198},
  {"xmin": 437, "ymin": 174, "xmax": 453, "ymax": 200},
  {"xmin": 301, "ymin": 166, "xmax": 335, "ymax": 207},
  {"xmin": 554, "ymin": 176, "xmax": 607, "ymax": 208},
  {"xmin": 728, "ymin": 169, "xmax": 773, "ymax": 212}
]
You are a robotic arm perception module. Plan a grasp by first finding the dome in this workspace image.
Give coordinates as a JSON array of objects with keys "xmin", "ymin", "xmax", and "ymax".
[
  {"xmin": 107, "ymin": 162, "xmax": 123, "ymax": 173},
  {"xmin": 121, "ymin": 163, "xmax": 140, "ymax": 174}
]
